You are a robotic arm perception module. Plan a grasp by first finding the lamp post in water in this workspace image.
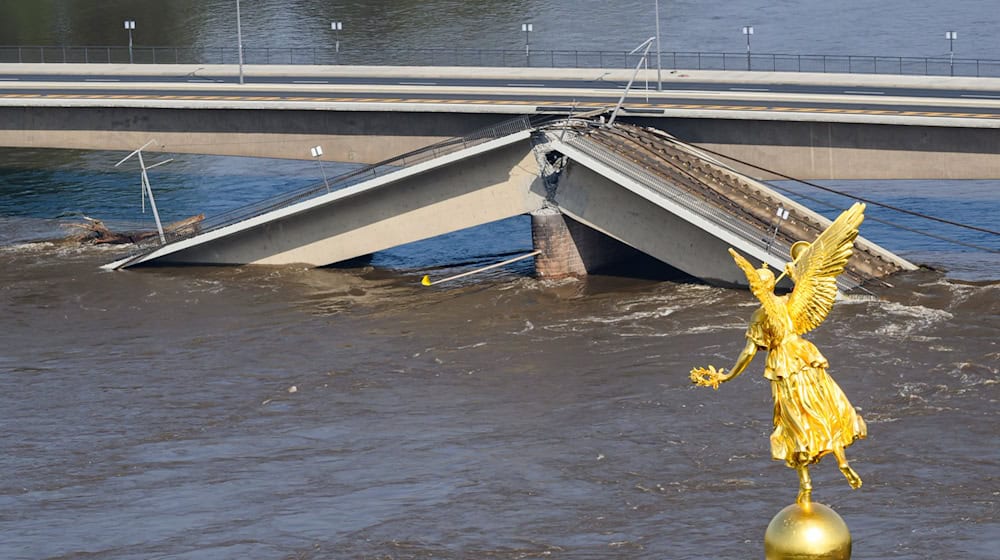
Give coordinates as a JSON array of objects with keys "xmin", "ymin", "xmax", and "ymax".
[
  {"xmin": 124, "ymin": 20, "xmax": 135, "ymax": 63},
  {"xmin": 115, "ymin": 140, "xmax": 170, "ymax": 245},
  {"xmin": 522, "ymin": 23, "xmax": 533, "ymax": 64},
  {"xmin": 946, "ymin": 31, "xmax": 957, "ymax": 76},
  {"xmin": 742, "ymin": 25, "xmax": 754, "ymax": 71}
]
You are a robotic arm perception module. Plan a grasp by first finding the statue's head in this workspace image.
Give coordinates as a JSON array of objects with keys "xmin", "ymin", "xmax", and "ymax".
[{"xmin": 756, "ymin": 264, "xmax": 775, "ymax": 287}]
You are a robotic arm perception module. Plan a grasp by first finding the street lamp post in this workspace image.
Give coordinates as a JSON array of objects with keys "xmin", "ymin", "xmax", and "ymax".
[
  {"xmin": 946, "ymin": 31, "xmax": 957, "ymax": 76},
  {"xmin": 332, "ymin": 21, "xmax": 343, "ymax": 55},
  {"xmin": 742, "ymin": 25, "xmax": 754, "ymax": 71},
  {"xmin": 654, "ymin": 0, "xmax": 662, "ymax": 91},
  {"xmin": 521, "ymin": 23, "xmax": 533, "ymax": 63},
  {"xmin": 311, "ymin": 146, "xmax": 330, "ymax": 192},
  {"xmin": 124, "ymin": 20, "xmax": 135, "ymax": 63},
  {"xmin": 236, "ymin": 0, "xmax": 245, "ymax": 84}
]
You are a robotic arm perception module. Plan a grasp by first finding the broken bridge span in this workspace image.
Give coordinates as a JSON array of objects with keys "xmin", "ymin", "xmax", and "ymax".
[{"xmin": 104, "ymin": 115, "xmax": 915, "ymax": 289}]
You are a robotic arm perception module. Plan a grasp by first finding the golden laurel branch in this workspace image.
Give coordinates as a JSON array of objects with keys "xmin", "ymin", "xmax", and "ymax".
[{"xmin": 690, "ymin": 365, "xmax": 727, "ymax": 389}]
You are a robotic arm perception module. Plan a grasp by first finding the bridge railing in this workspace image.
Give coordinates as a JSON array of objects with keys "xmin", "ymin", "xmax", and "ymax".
[
  {"xmin": 2, "ymin": 45, "xmax": 999, "ymax": 78},
  {"xmin": 120, "ymin": 114, "xmax": 548, "ymax": 258}
]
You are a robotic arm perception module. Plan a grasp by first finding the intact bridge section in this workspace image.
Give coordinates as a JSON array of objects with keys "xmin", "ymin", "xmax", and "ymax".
[{"xmin": 105, "ymin": 117, "xmax": 915, "ymax": 289}]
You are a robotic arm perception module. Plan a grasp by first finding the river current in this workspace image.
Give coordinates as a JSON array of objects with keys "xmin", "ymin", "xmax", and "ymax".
[{"xmin": 1, "ymin": 1, "xmax": 998, "ymax": 559}]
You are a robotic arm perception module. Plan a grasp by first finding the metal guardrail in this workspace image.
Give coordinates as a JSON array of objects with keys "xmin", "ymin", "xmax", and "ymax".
[
  {"xmin": 117, "ymin": 114, "xmax": 545, "ymax": 260},
  {"xmin": 2, "ymin": 45, "xmax": 999, "ymax": 78}
]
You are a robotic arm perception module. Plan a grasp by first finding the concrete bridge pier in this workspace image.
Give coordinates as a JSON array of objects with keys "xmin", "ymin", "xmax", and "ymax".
[{"xmin": 530, "ymin": 207, "xmax": 649, "ymax": 279}]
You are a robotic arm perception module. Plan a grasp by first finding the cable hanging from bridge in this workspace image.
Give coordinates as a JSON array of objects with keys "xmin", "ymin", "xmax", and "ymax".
[
  {"xmin": 691, "ymin": 144, "xmax": 999, "ymax": 237},
  {"xmin": 765, "ymin": 181, "xmax": 997, "ymax": 254},
  {"xmin": 688, "ymin": 143, "xmax": 1000, "ymax": 253}
]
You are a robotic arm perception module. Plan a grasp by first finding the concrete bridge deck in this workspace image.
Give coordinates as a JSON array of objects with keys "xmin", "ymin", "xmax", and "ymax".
[
  {"xmin": 104, "ymin": 116, "xmax": 545, "ymax": 270},
  {"xmin": 105, "ymin": 117, "xmax": 915, "ymax": 289},
  {"xmin": 2, "ymin": 64, "xmax": 1000, "ymax": 180},
  {"xmin": 540, "ymin": 122, "xmax": 912, "ymax": 288}
]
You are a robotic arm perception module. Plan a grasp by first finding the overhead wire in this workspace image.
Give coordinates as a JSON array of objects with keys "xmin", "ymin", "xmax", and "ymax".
[
  {"xmin": 689, "ymin": 143, "xmax": 1000, "ymax": 254},
  {"xmin": 765, "ymin": 181, "xmax": 997, "ymax": 252}
]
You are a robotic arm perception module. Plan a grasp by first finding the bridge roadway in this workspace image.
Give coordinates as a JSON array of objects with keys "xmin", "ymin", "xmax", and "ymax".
[{"xmin": 2, "ymin": 63, "xmax": 1000, "ymax": 180}]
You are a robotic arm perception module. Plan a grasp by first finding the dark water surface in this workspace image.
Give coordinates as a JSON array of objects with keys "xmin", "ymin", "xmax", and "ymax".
[
  {"xmin": 1, "ymin": 1, "xmax": 999, "ymax": 558},
  {"xmin": 4, "ymin": 0, "xmax": 1000, "ymax": 58}
]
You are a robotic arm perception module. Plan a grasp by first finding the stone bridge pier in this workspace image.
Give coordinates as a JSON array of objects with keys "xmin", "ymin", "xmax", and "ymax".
[{"xmin": 530, "ymin": 208, "xmax": 649, "ymax": 279}]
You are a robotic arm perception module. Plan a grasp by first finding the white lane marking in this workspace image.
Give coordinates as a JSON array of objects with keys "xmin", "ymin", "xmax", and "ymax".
[
  {"xmin": 0, "ymin": 78, "xmax": 19, "ymax": 81},
  {"xmin": 960, "ymin": 93, "xmax": 1000, "ymax": 99},
  {"xmin": 844, "ymin": 90, "xmax": 885, "ymax": 95},
  {"xmin": 506, "ymin": 83, "xmax": 547, "ymax": 87},
  {"xmin": 293, "ymin": 80, "xmax": 328, "ymax": 84},
  {"xmin": 85, "ymin": 78, "xmax": 120, "ymax": 82},
  {"xmin": 187, "ymin": 79, "xmax": 217, "ymax": 82},
  {"xmin": 730, "ymin": 87, "xmax": 769, "ymax": 91},
  {"xmin": 399, "ymin": 81, "xmax": 437, "ymax": 85}
]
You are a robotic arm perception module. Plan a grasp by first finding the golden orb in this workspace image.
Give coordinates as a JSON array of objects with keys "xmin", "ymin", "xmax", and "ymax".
[{"xmin": 764, "ymin": 502, "xmax": 852, "ymax": 560}]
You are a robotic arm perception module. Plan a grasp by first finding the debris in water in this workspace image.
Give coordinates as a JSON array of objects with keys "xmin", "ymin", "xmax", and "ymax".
[{"xmin": 62, "ymin": 214, "xmax": 203, "ymax": 245}]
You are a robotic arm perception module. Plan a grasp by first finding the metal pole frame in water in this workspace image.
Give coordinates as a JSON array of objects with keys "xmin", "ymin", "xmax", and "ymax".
[
  {"xmin": 421, "ymin": 250, "xmax": 542, "ymax": 286},
  {"xmin": 115, "ymin": 140, "xmax": 169, "ymax": 244}
]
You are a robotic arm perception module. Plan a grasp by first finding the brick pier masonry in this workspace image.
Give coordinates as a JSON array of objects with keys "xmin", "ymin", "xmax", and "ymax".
[{"xmin": 531, "ymin": 208, "xmax": 646, "ymax": 279}]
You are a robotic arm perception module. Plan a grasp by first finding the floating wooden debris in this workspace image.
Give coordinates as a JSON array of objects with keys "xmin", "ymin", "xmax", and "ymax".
[{"xmin": 63, "ymin": 214, "xmax": 204, "ymax": 245}]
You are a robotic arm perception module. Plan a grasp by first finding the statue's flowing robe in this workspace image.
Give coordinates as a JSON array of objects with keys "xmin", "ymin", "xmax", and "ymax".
[{"xmin": 746, "ymin": 305, "xmax": 867, "ymax": 467}]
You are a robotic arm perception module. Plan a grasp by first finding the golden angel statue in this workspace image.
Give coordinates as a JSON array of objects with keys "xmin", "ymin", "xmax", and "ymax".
[{"xmin": 690, "ymin": 202, "xmax": 868, "ymax": 505}]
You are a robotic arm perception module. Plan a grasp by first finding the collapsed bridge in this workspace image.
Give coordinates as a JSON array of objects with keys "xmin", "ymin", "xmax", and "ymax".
[{"xmin": 104, "ymin": 116, "xmax": 915, "ymax": 288}]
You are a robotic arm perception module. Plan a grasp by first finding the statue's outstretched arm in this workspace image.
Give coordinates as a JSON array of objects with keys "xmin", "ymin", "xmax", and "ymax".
[
  {"xmin": 690, "ymin": 338, "xmax": 758, "ymax": 389},
  {"xmin": 726, "ymin": 338, "xmax": 758, "ymax": 381}
]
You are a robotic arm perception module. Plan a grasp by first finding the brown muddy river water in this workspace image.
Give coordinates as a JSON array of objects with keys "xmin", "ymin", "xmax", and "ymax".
[
  {"xmin": 2, "ymin": 0, "xmax": 999, "ymax": 556},
  {"xmin": 0, "ymin": 242, "xmax": 996, "ymax": 559}
]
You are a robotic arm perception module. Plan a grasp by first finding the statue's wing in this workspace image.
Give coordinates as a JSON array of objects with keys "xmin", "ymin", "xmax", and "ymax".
[{"xmin": 787, "ymin": 202, "xmax": 865, "ymax": 335}]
